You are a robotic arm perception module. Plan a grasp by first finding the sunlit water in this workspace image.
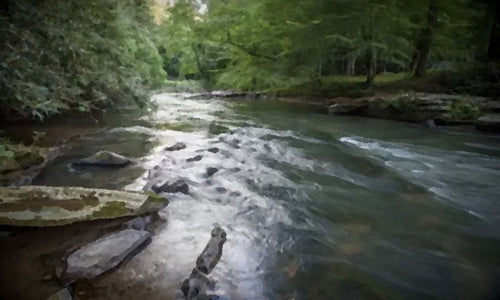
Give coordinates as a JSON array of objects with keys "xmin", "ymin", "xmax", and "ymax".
[{"xmin": 35, "ymin": 94, "xmax": 500, "ymax": 299}]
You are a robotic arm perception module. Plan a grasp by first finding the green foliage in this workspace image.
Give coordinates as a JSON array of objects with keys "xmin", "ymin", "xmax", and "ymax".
[
  {"xmin": 155, "ymin": 0, "xmax": 494, "ymax": 95},
  {"xmin": 0, "ymin": 0, "xmax": 166, "ymax": 121},
  {"xmin": 449, "ymin": 100, "xmax": 481, "ymax": 120}
]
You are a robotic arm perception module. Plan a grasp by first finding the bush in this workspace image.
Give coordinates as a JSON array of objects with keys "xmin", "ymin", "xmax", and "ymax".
[{"xmin": 0, "ymin": 0, "xmax": 167, "ymax": 121}]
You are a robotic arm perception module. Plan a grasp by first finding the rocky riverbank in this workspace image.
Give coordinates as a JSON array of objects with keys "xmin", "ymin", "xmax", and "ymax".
[
  {"xmin": 0, "ymin": 185, "xmax": 168, "ymax": 300},
  {"xmin": 325, "ymin": 93, "xmax": 500, "ymax": 133}
]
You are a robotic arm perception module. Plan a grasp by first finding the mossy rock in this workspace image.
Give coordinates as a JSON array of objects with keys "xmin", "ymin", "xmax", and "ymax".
[
  {"xmin": 209, "ymin": 122, "xmax": 230, "ymax": 135},
  {"xmin": 0, "ymin": 144, "xmax": 56, "ymax": 186},
  {"xmin": 0, "ymin": 186, "xmax": 168, "ymax": 227}
]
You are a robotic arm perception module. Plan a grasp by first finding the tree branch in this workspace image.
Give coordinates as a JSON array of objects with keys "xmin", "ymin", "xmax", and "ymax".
[{"xmin": 226, "ymin": 32, "xmax": 277, "ymax": 61}]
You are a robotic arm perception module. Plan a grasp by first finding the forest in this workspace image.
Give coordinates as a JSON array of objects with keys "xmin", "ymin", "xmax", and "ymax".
[{"xmin": 1, "ymin": 0, "xmax": 499, "ymax": 121}]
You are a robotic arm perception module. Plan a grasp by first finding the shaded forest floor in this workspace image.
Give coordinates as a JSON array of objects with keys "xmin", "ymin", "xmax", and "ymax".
[{"xmin": 275, "ymin": 68, "xmax": 500, "ymax": 100}]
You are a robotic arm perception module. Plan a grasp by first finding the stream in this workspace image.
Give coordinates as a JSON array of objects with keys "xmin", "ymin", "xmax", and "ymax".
[{"xmin": 31, "ymin": 93, "xmax": 500, "ymax": 299}]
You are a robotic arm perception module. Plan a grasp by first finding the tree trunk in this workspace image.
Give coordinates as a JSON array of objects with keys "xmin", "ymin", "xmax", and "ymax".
[
  {"xmin": 414, "ymin": 4, "xmax": 438, "ymax": 78},
  {"xmin": 366, "ymin": 47, "xmax": 377, "ymax": 86},
  {"xmin": 346, "ymin": 53, "xmax": 357, "ymax": 76},
  {"xmin": 488, "ymin": 1, "xmax": 500, "ymax": 61},
  {"xmin": 408, "ymin": 48, "xmax": 419, "ymax": 73}
]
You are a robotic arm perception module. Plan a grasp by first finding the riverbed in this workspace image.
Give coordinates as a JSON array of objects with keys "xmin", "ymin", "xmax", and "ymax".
[{"xmin": 6, "ymin": 93, "xmax": 500, "ymax": 299}]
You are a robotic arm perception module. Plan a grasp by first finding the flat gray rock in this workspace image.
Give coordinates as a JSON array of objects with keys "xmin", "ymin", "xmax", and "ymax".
[{"xmin": 65, "ymin": 229, "xmax": 151, "ymax": 280}]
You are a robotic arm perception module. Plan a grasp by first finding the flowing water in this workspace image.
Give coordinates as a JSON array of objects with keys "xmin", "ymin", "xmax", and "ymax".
[{"xmin": 34, "ymin": 93, "xmax": 500, "ymax": 299}]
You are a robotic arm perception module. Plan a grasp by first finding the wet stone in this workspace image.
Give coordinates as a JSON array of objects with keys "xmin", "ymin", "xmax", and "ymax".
[
  {"xmin": 186, "ymin": 155, "xmax": 203, "ymax": 162},
  {"xmin": 46, "ymin": 287, "xmax": 72, "ymax": 300},
  {"xmin": 164, "ymin": 142, "xmax": 186, "ymax": 151},
  {"xmin": 153, "ymin": 179, "xmax": 189, "ymax": 194},
  {"xmin": 182, "ymin": 226, "xmax": 227, "ymax": 300},
  {"xmin": 207, "ymin": 147, "xmax": 219, "ymax": 153},
  {"xmin": 206, "ymin": 167, "xmax": 219, "ymax": 178},
  {"xmin": 64, "ymin": 229, "xmax": 151, "ymax": 281},
  {"xmin": 124, "ymin": 216, "xmax": 153, "ymax": 231},
  {"xmin": 215, "ymin": 187, "xmax": 227, "ymax": 194}
]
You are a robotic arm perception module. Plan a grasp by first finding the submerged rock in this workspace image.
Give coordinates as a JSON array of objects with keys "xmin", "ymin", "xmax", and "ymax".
[
  {"xmin": 0, "ymin": 186, "xmax": 168, "ymax": 226},
  {"xmin": 209, "ymin": 122, "xmax": 229, "ymax": 135},
  {"xmin": 476, "ymin": 114, "xmax": 500, "ymax": 133},
  {"xmin": 164, "ymin": 142, "xmax": 186, "ymax": 151},
  {"xmin": 153, "ymin": 179, "xmax": 189, "ymax": 194},
  {"xmin": 64, "ymin": 229, "xmax": 151, "ymax": 281},
  {"xmin": 206, "ymin": 167, "xmax": 218, "ymax": 178},
  {"xmin": 71, "ymin": 151, "xmax": 131, "ymax": 167}
]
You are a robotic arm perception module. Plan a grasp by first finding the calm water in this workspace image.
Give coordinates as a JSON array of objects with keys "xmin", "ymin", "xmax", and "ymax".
[{"xmin": 35, "ymin": 94, "xmax": 500, "ymax": 299}]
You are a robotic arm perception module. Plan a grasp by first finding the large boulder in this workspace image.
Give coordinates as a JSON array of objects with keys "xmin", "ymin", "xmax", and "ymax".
[
  {"xmin": 0, "ymin": 186, "xmax": 168, "ymax": 226},
  {"xmin": 476, "ymin": 114, "xmax": 500, "ymax": 133},
  {"xmin": 64, "ymin": 229, "xmax": 151, "ymax": 281}
]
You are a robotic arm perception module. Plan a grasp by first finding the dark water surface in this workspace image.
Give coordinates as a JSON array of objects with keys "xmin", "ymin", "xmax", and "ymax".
[{"xmin": 34, "ymin": 94, "xmax": 500, "ymax": 299}]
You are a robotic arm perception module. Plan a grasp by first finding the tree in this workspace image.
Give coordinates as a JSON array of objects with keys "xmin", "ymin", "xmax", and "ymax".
[{"xmin": 488, "ymin": 0, "xmax": 500, "ymax": 61}]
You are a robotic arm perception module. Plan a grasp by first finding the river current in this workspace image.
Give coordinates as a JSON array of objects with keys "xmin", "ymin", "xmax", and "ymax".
[{"xmin": 34, "ymin": 93, "xmax": 500, "ymax": 299}]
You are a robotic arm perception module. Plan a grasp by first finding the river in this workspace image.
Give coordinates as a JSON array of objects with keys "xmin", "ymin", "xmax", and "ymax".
[{"xmin": 32, "ymin": 93, "xmax": 500, "ymax": 299}]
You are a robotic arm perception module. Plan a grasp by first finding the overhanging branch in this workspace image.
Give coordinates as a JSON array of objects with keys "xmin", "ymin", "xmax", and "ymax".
[{"xmin": 226, "ymin": 32, "xmax": 277, "ymax": 61}]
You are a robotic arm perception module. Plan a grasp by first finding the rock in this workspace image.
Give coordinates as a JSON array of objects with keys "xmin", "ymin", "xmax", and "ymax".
[
  {"xmin": 71, "ymin": 151, "xmax": 131, "ymax": 167},
  {"xmin": 42, "ymin": 273, "xmax": 53, "ymax": 281},
  {"xmin": 476, "ymin": 114, "xmax": 500, "ymax": 133},
  {"xmin": 207, "ymin": 147, "xmax": 219, "ymax": 153},
  {"xmin": 164, "ymin": 142, "xmax": 186, "ymax": 151},
  {"xmin": 328, "ymin": 98, "xmax": 369, "ymax": 115},
  {"xmin": 152, "ymin": 179, "xmax": 189, "ymax": 194},
  {"xmin": 181, "ymin": 226, "xmax": 227, "ymax": 300},
  {"xmin": 185, "ymin": 91, "xmax": 250, "ymax": 99},
  {"xmin": 423, "ymin": 119, "xmax": 437, "ymax": 128},
  {"xmin": 481, "ymin": 101, "xmax": 500, "ymax": 113},
  {"xmin": 124, "ymin": 216, "xmax": 153, "ymax": 231},
  {"xmin": 186, "ymin": 155, "xmax": 203, "ymax": 162},
  {"xmin": 0, "ymin": 230, "xmax": 14, "ymax": 238},
  {"xmin": 206, "ymin": 167, "xmax": 219, "ymax": 178},
  {"xmin": 46, "ymin": 287, "xmax": 72, "ymax": 300},
  {"xmin": 209, "ymin": 122, "xmax": 229, "ymax": 135},
  {"xmin": 328, "ymin": 93, "xmax": 486, "ymax": 124},
  {"xmin": 0, "ymin": 186, "xmax": 168, "ymax": 226},
  {"xmin": 65, "ymin": 229, "xmax": 151, "ymax": 281},
  {"xmin": 215, "ymin": 187, "xmax": 227, "ymax": 194},
  {"xmin": 1, "ymin": 145, "xmax": 64, "ymax": 186}
]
